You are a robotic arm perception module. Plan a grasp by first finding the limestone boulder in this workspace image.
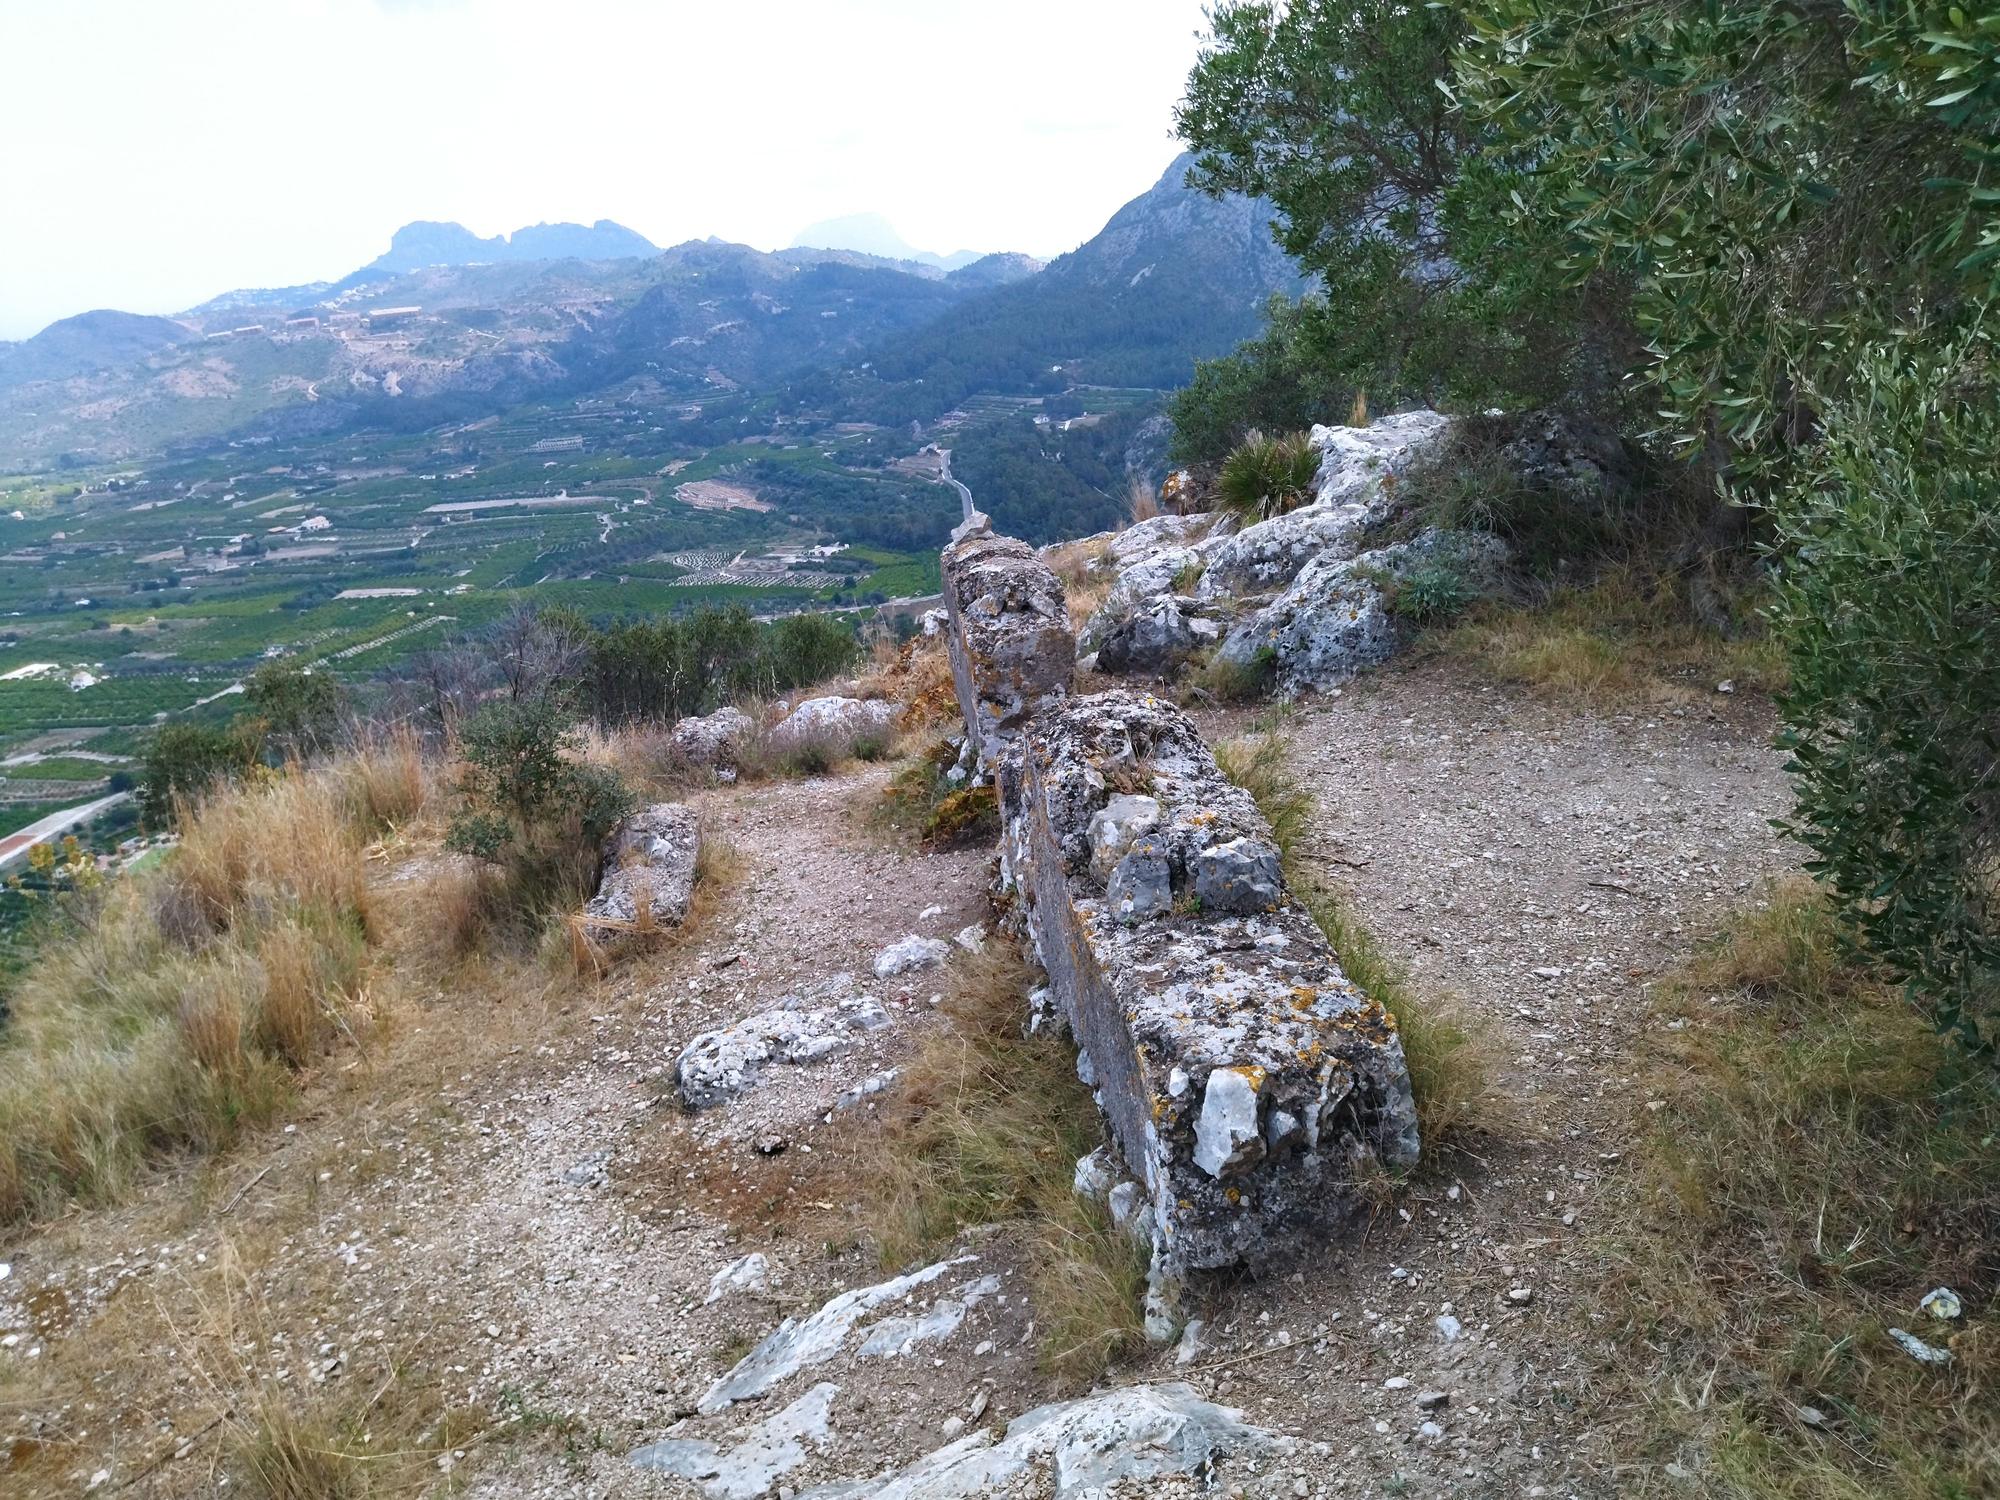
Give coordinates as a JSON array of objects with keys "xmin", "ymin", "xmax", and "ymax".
[
  {"xmin": 670, "ymin": 705, "xmax": 754, "ymax": 774},
  {"xmin": 585, "ymin": 802, "xmax": 702, "ymax": 929},
  {"xmin": 1092, "ymin": 592, "xmax": 1222, "ymax": 676},
  {"xmin": 769, "ymin": 696, "xmax": 898, "ymax": 754},
  {"xmin": 1217, "ymin": 530, "xmax": 1507, "ymax": 698}
]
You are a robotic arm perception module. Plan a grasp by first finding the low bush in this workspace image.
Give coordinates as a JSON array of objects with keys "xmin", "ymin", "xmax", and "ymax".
[{"xmin": 445, "ymin": 696, "xmax": 633, "ymax": 927}]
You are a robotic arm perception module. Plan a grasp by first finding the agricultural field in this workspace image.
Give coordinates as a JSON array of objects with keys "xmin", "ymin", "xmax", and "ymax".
[{"xmin": 0, "ymin": 391, "xmax": 977, "ymax": 767}]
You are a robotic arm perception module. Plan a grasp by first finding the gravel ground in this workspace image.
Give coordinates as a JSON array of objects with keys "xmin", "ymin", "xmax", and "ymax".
[{"xmin": 0, "ymin": 663, "xmax": 1795, "ymax": 1499}]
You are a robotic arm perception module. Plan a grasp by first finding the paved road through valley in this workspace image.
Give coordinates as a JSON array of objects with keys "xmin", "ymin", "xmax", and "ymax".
[
  {"xmin": 936, "ymin": 447, "xmax": 974, "ymax": 523},
  {"xmin": 0, "ymin": 791, "xmax": 132, "ymax": 872}
]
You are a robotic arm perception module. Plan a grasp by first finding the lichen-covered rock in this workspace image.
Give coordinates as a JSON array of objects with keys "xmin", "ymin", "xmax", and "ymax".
[
  {"xmin": 585, "ymin": 802, "xmax": 702, "ymax": 929},
  {"xmin": 1217, "ymin": 530, "xmax": 1507, "ymax": 697},
  {"xmin": 671, "ymin": 705, "xmax": 754, "ymax": 773},
  {"xmin": 997, "ymin": 690, "xmax": 1420, "ymax": 1295},
  {"xmin": 1093, "ymin": 592, "xmax": 1222, "ymax": 676},
  {"xmin": 794, "ymin": 1383, "xmax": 1286, "ymax": 1499},
  {"xmin": 1081, "ymin": 412, "xmax": 1453, "ymax": 657},
  {"xmin": 676, "ymin": 973, "xmax": 891, "ymax": 1109},
  {"xmin": 770, "ymin": 696, "xmax": 897, "ymax": 751},
  {"xmin": 940, "ymin": 522, "xmax": 1075, "ymax": 767}
]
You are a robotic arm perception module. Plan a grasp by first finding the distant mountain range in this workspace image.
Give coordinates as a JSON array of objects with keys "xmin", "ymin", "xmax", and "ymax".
[
  {"xmin": 358, "ymin": 218, "xmax": 660, "ymax": 279},
  {"xmin": 788, "ymin": 213, "xmax": 983, "ymax": 273},
  {"xmin": 0, "ymin": 157, "xmax": 1298, "ymax": 465}
]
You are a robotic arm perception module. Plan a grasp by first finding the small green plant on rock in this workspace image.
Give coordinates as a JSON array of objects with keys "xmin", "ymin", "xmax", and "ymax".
[{"xmin": 1216, "ymin": 429, "xmax": 1320, "ymax": 522}]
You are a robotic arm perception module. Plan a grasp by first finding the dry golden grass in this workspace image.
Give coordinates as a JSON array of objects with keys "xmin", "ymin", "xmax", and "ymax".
[
  {"xmin": 1594, "ymin": 879, "xmax": 2000, "ymax": 1498},
  {"xmin": 335, "ymin": 729, "xmax": 434, "ymax": 835},
  {"xmin": 1214, "ymin": 733, "xmax": 1509, "ymax": 1166},
  {"xmin": 1043, "ymin": 537, "xmax": 1115, "ymax": 633},
  {"xmin": 0, "ymin": 762, "xmax": 392, "ymax": 1225},
  {"xmin": 1433, "ymin": 569, "xmax": 1788, "ymax": 704},
  {"xmin": 1126, "ymin": 474, "xmax": 1162, "ymax": 526},
  {"xmin": 859, "ymin": 941, "xmax": 1149, "ymax": 1383}
]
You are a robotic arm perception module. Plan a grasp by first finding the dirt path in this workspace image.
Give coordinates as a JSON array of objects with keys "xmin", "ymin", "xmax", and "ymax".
[
  {"xmin": 1165, "ymin": 660, "xmax": 1792, "ymax": 1497},
  {"xmin": 0, "ymin": 664, "xmax": 1795, "ymax": 1498}
]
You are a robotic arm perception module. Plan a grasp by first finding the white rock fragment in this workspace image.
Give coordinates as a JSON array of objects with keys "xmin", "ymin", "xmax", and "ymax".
[
  {"xmin": 1191, "ymin": 1067, "xmax": 1262, "ymax": 1179},
  {"xmin": 1888, "ymin": 1327, "xmax": 1953, "ymax": 1365},
  {"xmin": 705, "ymin": 1253, "xmax": 771, "ymax": 1305},
  {"xmin": 698, "ymin": 1257, "xmax": 982, "ymax": 1413},
  {"xmin": 792, "ymin": 1382, "xmax": 1283, "ymax": 1499},
  {"xmin": 632, "ymin": 1382, "xmax": 839, "ymax": 1498},
  {"xmin": 874, "ymin": 935, "xmax": 951, "ymax": 979}
]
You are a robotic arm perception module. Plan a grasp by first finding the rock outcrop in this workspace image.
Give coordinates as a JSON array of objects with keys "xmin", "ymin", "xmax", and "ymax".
[
  {"xmin": 939, "ymin": 518, "xmax": 1076, "ymax": 768},
  {"xmin": 584, "ymin": 802, "xmax": 702, "ymax": 929},
  {"xmin": 995, "ymin": 691, "xmax": 1421, "ymax": 1322},
  {"xmin": 1216, "ymin": 530, "xmax": 1510, "ymax": 697},
  {"xmin": 770, "ymin": 696, "xmax": 898, "ymax": 753},
  {"xmin": 1079, "ymin": 411, "xmax": 1498, "ymax": 695}
]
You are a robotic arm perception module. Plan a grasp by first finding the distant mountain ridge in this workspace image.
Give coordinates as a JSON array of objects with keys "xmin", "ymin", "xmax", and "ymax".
[
  {"xmin": 788, "ymin": 213, "xmax": 983, "ymax": 273},
  {"xmin": 0, "ymin": 160, "xmax": 1302, "ymax": 464},
  {"xmin": 0, "ymin": 309, "xmax": 195, "ymax": 393},
  {"xmin": 354, "ymin": 218, "xmax": 661, "ymax": 280}
]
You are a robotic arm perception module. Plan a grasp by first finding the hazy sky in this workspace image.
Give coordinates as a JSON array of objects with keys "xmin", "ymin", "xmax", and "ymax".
[{"xmin": 0, "ymin": 0, "xmax": 1213, "ymax": 340}]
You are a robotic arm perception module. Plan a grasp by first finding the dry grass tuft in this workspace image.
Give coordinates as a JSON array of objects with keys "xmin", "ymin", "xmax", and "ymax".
[
  {"xmin": 1043, "ymin": 538, "xmax": 1115, "ymax": 633},
  {"xmin": 1595, "ymin": 879, "xmax": 2000, "ymax": 1498},
  {"xmin": 1433, "ymin": 569, "xmax": 1788, "ymax": 704},
  {"xmin": 0, "ymin": 767, "xmax": 380, "ymax": 1225},
  {"xmin": 1126, "ymin": 474, "xmax": 1162, "ymax": 526},
  {"xmin": 336, "ymin": 729, "xmax": 434, "ymax": 835},
  {"xmin": 861, "ymin": 940, "xmax": 1148, "ymax": 1383},
  {"xmin": 1214, "ymin": 733, "xmax": 1509, "ymax": 1165}
]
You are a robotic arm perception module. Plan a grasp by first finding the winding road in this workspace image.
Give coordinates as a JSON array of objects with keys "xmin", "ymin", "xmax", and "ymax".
[{"xmin": 935, "ymin": 446, "xmax": 974, "ymax": 523}]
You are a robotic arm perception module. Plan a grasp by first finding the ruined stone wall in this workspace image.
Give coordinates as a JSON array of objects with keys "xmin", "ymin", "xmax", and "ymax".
[
  {"xmin": 1001, "ymin": 692, "xmax": 1420, "ymax": 1282},
  {"xmin": 939, "ymin": 515, "xmax": 1076, "ymax": 769},
  {"xmin": 940, "ymin": 522, "xmax": 1421, "ymax": 1320}
]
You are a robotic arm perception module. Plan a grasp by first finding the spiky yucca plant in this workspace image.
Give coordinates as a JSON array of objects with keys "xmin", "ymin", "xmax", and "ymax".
[{"xmin": 1217, "ymin": 430, "xmax": 1320, "ymax": 522}]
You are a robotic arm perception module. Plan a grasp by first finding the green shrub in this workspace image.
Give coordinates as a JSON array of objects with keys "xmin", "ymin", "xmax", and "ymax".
[
  {"xmin": 140, "ymin": 720, "xmax": 266, "ymax": 828},
  {"xmin": 1216, "ymin": 429, "xmax": 1320, "ymax": 522},
  {"xmin": 1391, "ymin": 559, "xmax": 1476, "ymax": 625},
  {"xmin": 1771, "ymin": 340, "xmax": 2000, "ymax": 1050},
  {"xmin": 446, "ymin": 698, "xmax": 633, "ymax": 917}
]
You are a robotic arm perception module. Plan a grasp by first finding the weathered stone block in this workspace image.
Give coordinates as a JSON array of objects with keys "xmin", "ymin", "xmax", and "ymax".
[
  {"xmin": 940, "ymin": 520, "xmax": 1076, "ymax": 767},
  {"xmin": 586, "ymin": 802, "xmax": 702, "ymax": 929},
  {"xmin": 997, "ymin": 690, "xmax": 1419, "ymax": 1287}
]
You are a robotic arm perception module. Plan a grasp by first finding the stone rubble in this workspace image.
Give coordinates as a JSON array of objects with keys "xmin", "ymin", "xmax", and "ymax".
[
  {"xmin": 676, "ymin": 974, "xmax": 891, "ymax": 1109},
  {"xmin": 996, "ymin": 689, "xmax": 1420, "ymax": 1314},
  {"xmin": 583, "ymin": 802, "xmax": 703, "ymax": 929}
]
